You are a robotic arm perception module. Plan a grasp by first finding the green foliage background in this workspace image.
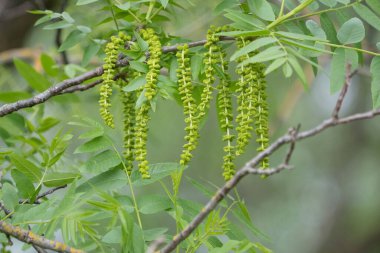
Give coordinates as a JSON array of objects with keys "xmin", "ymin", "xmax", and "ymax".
[{"xmin": 1, "ymin": 0, "xmax": 380, "ymax": 252}]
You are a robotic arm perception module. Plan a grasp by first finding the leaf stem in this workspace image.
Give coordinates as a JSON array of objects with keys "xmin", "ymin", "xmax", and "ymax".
[
  {"xmin": 112, "ymin": 145, "xmax": 143, "ymax": 229},
  {"xmin": 285, "ymin": 0, "xmax": 363, "ymax": 23},
  {"xmin": 146, "ymin": 0, "xmax": 155, "ymax": 21},
  {"xmin": 279, "ymin": 0, "xmax": 286, "ymax": 17},
  {"xmin": 108, "ymin": 0, "xmax": 119, "ymax": 31},
  {"xmin": 128, "ymin": 9, "xmax": 142, "ymax": 23},
  {"xmin": 319, "ymin": 41, "xmax": 380, "ymax": 56},
  {"xmin": 149, "ymin": 6, "xmax": 163, "ymax": 21},
  {"xmin": 267, "ymin": 0, "xmax": 315, "ymax": 29}
]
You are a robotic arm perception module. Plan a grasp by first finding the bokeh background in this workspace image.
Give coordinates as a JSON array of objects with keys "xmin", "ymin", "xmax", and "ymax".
[{"xmin": 1, "ymin": 0, "xmax": 380, "ymax": 252}]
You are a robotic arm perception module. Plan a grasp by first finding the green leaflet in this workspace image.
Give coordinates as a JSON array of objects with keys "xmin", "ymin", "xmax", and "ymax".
[
  {"xmin": 289, "ymin": 57, "xmax": 308, "ymax": 90},
  {"xmin": 337, "ymin": 18, "xmax": 365, "ymax": 44},
  {"xmin": 82, "ymin": 41, "xmax": 101, "ymax": 67},
  {"xmin": 74, "ymin": 136, "xmax": 111, "ymax": 153},
  {"xmin": 10, "ymin": 154, "xmax": 42, "ymax": 183},
  {"xmin": 354, "ymin": 4, "xmax": 380, "ymax": 31},
  {"xmin": 320, "ymin": 13, "xmax": 339, "ymax": 44},
  {"xmin": 137, "ymin": 194, "xmax": 172, "ymax": 214},
  {"xmin": 59, "ymin": 30, "xmax": 86, "ymax": 52},
  {"xmin": 231, "ymin": 37, "xmax": 277, "ymax": 61},
  {"xmin": 370, "ymin": 56, "xmax": 380, "ymax": 108},
  {"xmin": 43, "ymin": 173, "xmax": 80, "ymax": 187},
  {"xmin": 330, "ymin": 48, "xmax": 346, "ymax": 93},
  {"xmin": 319, "ymin": 0, "xmax": 337, "ymax": 7},
  {"xmin": 123, "ymin": 76, "xmax": 146, "ymax": 92},
  {"xmin": 247, "ymin": 0, "xmax": 275, "ymax": 21},
  {"xmin": 2, "ymin": 183, "xmax": 18, "ymax": 211},
  {"xmin": 14, "ymin": 58, "xmax": 51, "ymax": 92},
  {"xmin": 367, "ymin": 0, "xmax": 380, "ymax": 15},
  {"xmin": 264, "ymin": 58, "xmax": 287, "ymax": 75},
  {"xmin": 76, "ymin": 0, "xmax": 99, "ymax": 5},
  {"xmin": 238, "ymin": 46, "xmax": 287, "ymax": 67}
]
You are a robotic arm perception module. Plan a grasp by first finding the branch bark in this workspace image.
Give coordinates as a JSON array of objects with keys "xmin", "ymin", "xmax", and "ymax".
[
  {"xmin": 0, "ymin": 221, "xmax": 85, "ymax": 253},
  {"xmin": 0, "ymin": 36, "xmax": 234, "ymax": 117},
  {"xmin": 332, "ymin": 64, "xmax": 352, "ymax": 119}
]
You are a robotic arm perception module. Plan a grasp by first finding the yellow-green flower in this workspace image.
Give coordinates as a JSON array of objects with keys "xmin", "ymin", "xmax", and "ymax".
[
  {"xmin": 134, "ymin": 102, "xmax": 151, "ymax": 178},
  {"xmin": 217, "ymin": 49, "xmax": 235, "ymax": 180},
  {"xmin": 197, "ymin": 26, "xmax": 222, "ymax": 121},
  {"xmin": 99, "ymin": 32, "xmax": 130, "ymax": 128},
  {"xmin": 140, "ymin": 28, "xmax": 162, "ymax": 101},
  {"xmin": 118, "ymin": 79, "xmax": 136, "ymax": 173},
  {"xmin": 177, "ymin": 44, "xmax": 199, "ymax": 165}
]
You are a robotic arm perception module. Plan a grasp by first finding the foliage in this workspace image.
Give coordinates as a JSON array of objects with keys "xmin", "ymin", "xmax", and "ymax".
[{"xmin": 1, "ymin": 0, "xmax": 380, "ymax": 252}]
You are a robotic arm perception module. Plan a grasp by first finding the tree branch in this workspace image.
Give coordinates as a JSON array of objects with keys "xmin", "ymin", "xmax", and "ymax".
[
  {"xmin": 0, "ymin": 66, "xmax": 103, "ymax": 116},
  {"xmin": 55, "ymin": 0, "xmax": 69, "ymax": 64},
  {"xmin": 332, "ymin": 64, "xmax": 352, "ymax": 119},
  {"xmin": 19, "ymin": 184, "xmax": 67, "ymax": 204},
  {"xmin": 0, "ymin": 221, "xmax": 85, "ymax": 253},
  {"xmin": 160, "ymin": 108, "xmax": 380, "ymax": 252},
  {"xmin": 0, "ymin": 36, "xmax": 234, "ymax": 117},
  {"xmin": 0, "ymin": 202, "xmax": 11, "ymax": 216},
  {"xmin": 146, "ymin": 237, "xmax": 165, "ymax": 253}
]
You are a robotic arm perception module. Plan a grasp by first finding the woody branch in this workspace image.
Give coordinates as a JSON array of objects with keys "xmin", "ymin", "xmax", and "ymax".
[{"xmin": 159, "ymin": 66, "xmax": 375, "ymax": 252}]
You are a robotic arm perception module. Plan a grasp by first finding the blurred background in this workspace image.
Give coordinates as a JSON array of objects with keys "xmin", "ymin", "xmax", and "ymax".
[{"xmin": 1, "ymin": 0, "xmax": 380, "ymax": 252}]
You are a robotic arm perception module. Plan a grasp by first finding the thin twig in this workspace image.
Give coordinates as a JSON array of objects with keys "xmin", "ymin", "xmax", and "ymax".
[
  {"xmin": 20, "ymin": 185, "xmax": 67, "ymax": 204},
  {"xmin": 0, "ymin": 67, "xmax": 103, "ymax": 117},
  {"xmin": 0, "ymin": 36, "xmax": 234, "ymax": 117},
  {"xmin": 33, "ymin": 245, "xmax": 48, "ymax": 253},
  {"xmin": 59, "ymin": 80, "xmax": 102, "ymax": 94},
  {"xmin": 146, "ymin": 236, "xmax": 165, "ymax": 253},
  {"xmin": 37, "ymin": 184, "xmax": 67, "ymax": 200},
  {"xmin": 0, "ymin": 202, "xmax": 11, "ymax": 216},
  {"xmin": 0, "ymin": 221, "xmax": 85, "ymax": 253},
  {"xmin": 246, "ymin": 164, "xmax": 292, "ymax": 176},
  {"xmin": 332, "ymin": 64, "xmax": 352, "ymax": 119},
  {"xmin": 284, "ymin": 124, "xmax": 300, "ymax": 165},
  {"xmin": 60, "ymin": 73, "xmax": 123, "ymax": 95},
  {"xmin": 55, "ymin": 0, "xmax": 69, "ymax": 64}
]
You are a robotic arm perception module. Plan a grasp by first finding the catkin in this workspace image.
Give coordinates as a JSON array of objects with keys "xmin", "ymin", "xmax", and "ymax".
[
  {"xmin": 119, "ymin": 80, "xmax": 136, "ymax": 173},
  {"xmin": 217, "ymin": 49, "xmax": 236, "ymax": 180},
  {"xmin": 134, "ymin": 102, "xmax": 151, "ymax": 178},
  {"xmin": 140, "ymin": 28, "xmax": 162, "ymax": 101},
  {"xmin": 176, "ymin": 44, "xmax": 199, "ymax": 165},
  {"xmin": 100, "ymin": 32, "xmax": 129, "ymax": 128},
  {"xmin": 254, "ymin": 64, "xmax": 269, "ymax": 168},
  {"xmin": 235, "ymin": 38, "xmax": 257, "ymax": 156},
  {"xmin": 235, "ymin": 37, "xmax": 270, "ymax": 168},
  {"xmin": 197, "ymin": 26, "xmax": 222, "ymax": 121}
]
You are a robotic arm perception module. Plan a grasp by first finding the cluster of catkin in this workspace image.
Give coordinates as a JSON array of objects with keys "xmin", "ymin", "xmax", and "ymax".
[{"xmin": 99, "ymin": 27, "xmax": 269, "ymax": 181}]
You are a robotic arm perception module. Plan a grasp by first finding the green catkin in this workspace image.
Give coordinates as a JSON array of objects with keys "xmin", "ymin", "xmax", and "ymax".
[
  {"xmin": 254, "ymin": 65, "xmax": 270, "ymax": 168},
  {"xmin": 197, "ymin": 26, "xmax": 222, "ymax": 121},
  {"xmin": 100, "ymin": 32, "xmax": 129, "ymax": 128},
  {"xmin": 176, "ymin": 44, "xmax": 199, "ymax": 166},
  {"xmin": 134, "ymin": 102, "xmax": 151, "ymax": 179},
  {"xmin": 234, "ymin": 37, "xmax": 270, "ymax": 168},
  {"xmin": 119, "ymin": 80, "xmax": 136, "ymax": 174},
  {"xmin": 132, "ymin": 28, "xmax": 161, "ymax": 179},
  {"xmin": 217, "ymin": 49, "xmax": 236, "ymax": 180},
  {"xmin": 140, "ymin": 28, "xmax": 162, "ymax": 101},
  {"xmin": 235, "ymin": 37, "xmax": 257, "ymax": 156}
]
